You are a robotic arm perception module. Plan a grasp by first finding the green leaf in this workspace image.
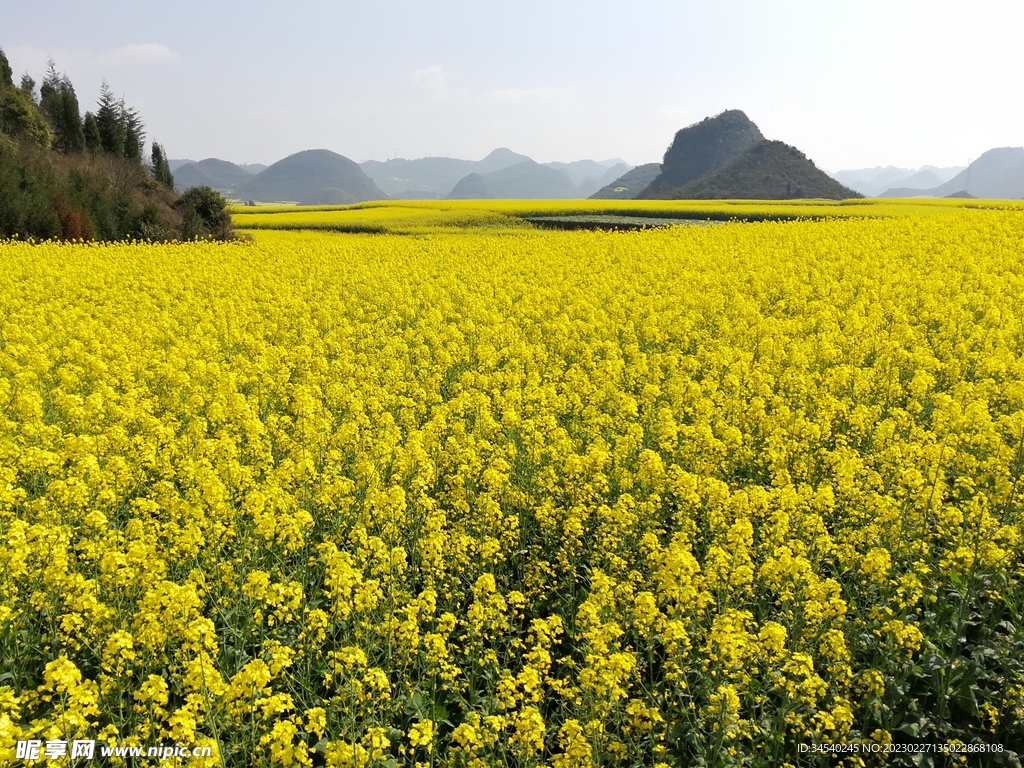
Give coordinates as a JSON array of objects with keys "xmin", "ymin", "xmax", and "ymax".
[
  {"xmin": 923, "ymin": 654, "xmax": 947, "ymax": 671},
  {"xmin": 898, "ymin": 721, "xmax": 921, "ymax": 737}
]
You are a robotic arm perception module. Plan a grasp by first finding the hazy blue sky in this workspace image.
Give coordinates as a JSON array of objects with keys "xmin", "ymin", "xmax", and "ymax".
[{"xmin": 4, "ymin": 1, "xmax": 1021, "ymax": 170}]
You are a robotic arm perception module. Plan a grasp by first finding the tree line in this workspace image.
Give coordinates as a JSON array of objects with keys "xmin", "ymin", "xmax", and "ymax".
[{"xmin": 1, "ymin": 48, "xmax": 228, "ymax": 240}]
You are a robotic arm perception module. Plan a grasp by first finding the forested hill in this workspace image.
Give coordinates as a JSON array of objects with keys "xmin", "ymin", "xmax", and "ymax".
[
  {"xmin": 638, "ymin": 110, "xmax": 860, "ymax": 200},
  {"xmin": 670, "ymin": 140, "xmax": 859, "ymax": 200},
  {"xmin": 639, "ymin": 110, "xmax": 764, "ymax": 198},
  {"xmin": 0, "ymin": 47, "xmax": 231, "ymax": 241}
]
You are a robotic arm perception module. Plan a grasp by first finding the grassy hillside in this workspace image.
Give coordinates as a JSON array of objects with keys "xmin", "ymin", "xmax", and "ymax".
[{"xmin": 0, "ymin": 137, "xmax": 184, "ymax": 240}]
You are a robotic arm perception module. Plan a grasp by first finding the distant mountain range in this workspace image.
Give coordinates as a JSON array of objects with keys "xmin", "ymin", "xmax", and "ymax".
[
  {"xmin": 446, "ymin": 159, "xmax": 628, "ymax": 200},
  {"xmin": 170, "ymin": 158, "xmax": 265, "ymax": 175},
  {"xmin": 829, "ymin": 165, "xmax": 966, "ymax": 196},
  {"xmin": 170, "ymin": 108, "xmax": 855, "ymax": 204},
  {"xmin": 174, "ymin": 159, "xmax": 254, "ymax": 194},
  {"xmin": 171, "ymin": 148, "xmax": 635, "ymax": 203},
  {"xmin": 879, "ymin": 148, "xmax": 1024, "ymax": 199},
  {"xmin": 364, "ymin": 150, "xmax": 629, "ymax": 200},
  {"xmin": 830, "ymin": 149, "xmax": 1024, "ymax": 198},
  {"xmin": 448, "ymin": 160, "xmax": 579, "ymax": 199},
  {"xmin": 544, "ymin": 160, "xmax": 630, "ymax": 197},
  {"xmin": 169, "ymin": 127, "xmax": 1023, "ymax": 204},
  {"xmin": 361, "ymin": 148, "xmax": 527, "ymax": 198}
]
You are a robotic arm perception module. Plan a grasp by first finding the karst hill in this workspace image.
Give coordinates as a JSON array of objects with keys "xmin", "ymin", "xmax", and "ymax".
[
  {"xmin": 446, "ymin": 159, "xmax": 579, "ymax": 199},
  {"xmin": 639, "ymin": 110, "xmax": 764, "ymax": 197},
  {"xmin": 635, "ymin": 110, "xmax": 858, "ymax": 200},
  {"xmin": 236, "ymin": 149, "xmax": 388, "ymax": 204},
  {"xmin": 673, "ymin": 140, "xmax": 858, "ymax": 200},
  {"xmin": 174, "ymin": 158, "xmax": 254, "ymax": 195}
]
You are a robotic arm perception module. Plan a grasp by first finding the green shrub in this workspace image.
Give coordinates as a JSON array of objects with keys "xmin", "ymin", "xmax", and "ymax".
[{"xmin": 175, "ymin": 185, "xmax": 233, "ymax": 240}]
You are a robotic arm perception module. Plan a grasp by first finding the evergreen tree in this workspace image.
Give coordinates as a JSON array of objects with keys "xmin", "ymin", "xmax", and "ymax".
[
  {"xmin": 39, "ymin": 59, "xmax": 59, "ymax": 106},
  {"xmin": 0, "ymin": 56, "xmax": 204, "ymax": 242},
  {"xmin": 0, "ymin": 48, "xmax": 12, "ymax": 88},
  {"xmin": 40, "ymin": 60, "xmax": 85, "ymax": 153},
  {"xmin": 150, "ymin": 142, "xmax": 174, "ymax": 189},
  {"xmin": 122, "ymin": 104, "xmax": 145, "ymax": 161},
  {"xmin": 83, "ymin": 112, "xmax": 101, "ymax": 152},
  {"xmin": 19, "ymin": 73, "xmax": 36, "ymax": 102},
  {"xmin": 59, "ymin": 78, "xmax": 85, "ymax": 153},
  {"xmin": 95, "ymin": 81, "xmax": 124, "ymax": 157}
]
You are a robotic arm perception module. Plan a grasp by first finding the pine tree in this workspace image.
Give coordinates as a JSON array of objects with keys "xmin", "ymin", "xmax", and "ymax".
[
  {"xmin": 122, "ymin": 104, "xmax": 145, "ymax": 161},
  {"xmin": 19, "ymin": 73, "xmax": 36, "ymax": 102},
  {"xmin": 59, "ymin": 84, "xmax": 85, "ymax": 152},
  {"xmin": 150, "ymin": 142, "xmax": 174, "ymax": 189},
  {"xmin": 39, "ymin": 60, "xmax": 60, "ymax": 110},
  {"xmin": 40, "ymin": 60, "xmax": 85, "ymax": 153},
  {"xmin": 95, "ymin": 81, "xmax": 124, "ymax": 157},
  {"xmin": 83, "ymin": 112, "xmax": 101, "ymax": 152}
]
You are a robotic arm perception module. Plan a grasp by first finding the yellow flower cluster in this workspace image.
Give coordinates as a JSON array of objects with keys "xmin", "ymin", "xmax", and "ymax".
[{"xmin": 2, "ymin": 200, "xmax": 1023, "ymax": 765}]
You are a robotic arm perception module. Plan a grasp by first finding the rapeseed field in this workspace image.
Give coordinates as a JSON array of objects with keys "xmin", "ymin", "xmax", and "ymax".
[{"xmin": 2, "ymin": 201, "xmax": 1023, "ymax": 766}]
